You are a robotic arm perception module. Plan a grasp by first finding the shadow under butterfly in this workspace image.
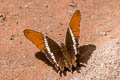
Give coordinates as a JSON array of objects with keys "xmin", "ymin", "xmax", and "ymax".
[{"xmin": 23, "ymin": 10, "xmax": 96, "ymax": 76}]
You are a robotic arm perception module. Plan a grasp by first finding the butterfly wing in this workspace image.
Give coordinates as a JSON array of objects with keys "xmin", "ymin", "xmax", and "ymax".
[
  {"xmin": 24, "ymin": 29, "xmax": 66, "ymax": 71},
  {"xmin": 65, "ymin": 10, "xmax": 80, "ymax": 67},
  {"xmin": 24, "ymin": 29, "xmax": 46, "ymax": 52},
  {"xmin": 69, "ymin": 10, "xmax": 80, "ymax": 42}
]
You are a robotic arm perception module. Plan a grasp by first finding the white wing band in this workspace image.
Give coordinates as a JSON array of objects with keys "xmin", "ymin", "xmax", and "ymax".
[
  {"xmin": 69, "ymin": 27, "xmax": 77, "ymax": 55},
  {"xmin": 44, "ymin": 35, "xmax": 59, "ymax": 66}
]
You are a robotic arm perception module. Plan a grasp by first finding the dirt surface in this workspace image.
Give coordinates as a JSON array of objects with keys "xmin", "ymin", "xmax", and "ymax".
[{"xmin": 0, "ymin": 0, "xmax": 120, "ymax": 80}]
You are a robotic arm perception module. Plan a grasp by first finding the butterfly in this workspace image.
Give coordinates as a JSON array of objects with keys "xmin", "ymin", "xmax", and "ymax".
[{"xmin": 23, "ymin": 10, "xmax": 81, "ymax": 73}]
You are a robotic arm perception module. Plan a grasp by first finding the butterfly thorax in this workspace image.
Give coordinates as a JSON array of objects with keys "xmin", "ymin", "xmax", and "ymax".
[{"xmin": 60, "ymin": 43, "xmax": 66, "ymax": 53}]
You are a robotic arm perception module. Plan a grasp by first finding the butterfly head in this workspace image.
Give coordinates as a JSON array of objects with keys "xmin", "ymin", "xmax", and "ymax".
[
  {"xmin": 60, "ymin": 43, "xmax": 64, "ymax": 47},
  {"xmin": 60, "ymin": 43, "xmax": 66, "ymax": 52}
]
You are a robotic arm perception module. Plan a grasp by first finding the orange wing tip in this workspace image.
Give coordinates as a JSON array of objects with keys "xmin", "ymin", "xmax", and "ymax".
[
  {"xmin": 75, "ymin": 10, "xmax": 80, "ymax": 14},
  {"xmin": 23, "ymin": 29, "xmax": 31, "ymax": 33},
  {"xmin": 23, "ymin": 29, "xmax": 33, "ymax": 36},
  {"xmin": 74, "ymin": 10, "xmax": 80, "ymax": 17},
  {"xmin": 23, "ymin": 29, "xmax": 29, "ymax": 34}
]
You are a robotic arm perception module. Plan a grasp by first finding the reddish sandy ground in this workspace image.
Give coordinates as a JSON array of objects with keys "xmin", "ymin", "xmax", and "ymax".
[{"xmin": 0, "ymin": 0, "xmax": 120, "ymax": 80}]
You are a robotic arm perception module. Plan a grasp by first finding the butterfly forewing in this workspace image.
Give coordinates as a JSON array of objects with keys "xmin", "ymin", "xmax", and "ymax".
[
  {"xmin": 24, "ymin": 30, "xmax": 45, "ymax": 52},
  {"xmin": 69, "ymin": 10, "xmax": 80, "ymax": 41},
  {"xmin": 24, "ymin": 29, "xmax": 66, "ymax": 71},
  {"xmin": 65, "ymin": 10, "xmax": 80, "ymax": 67}
]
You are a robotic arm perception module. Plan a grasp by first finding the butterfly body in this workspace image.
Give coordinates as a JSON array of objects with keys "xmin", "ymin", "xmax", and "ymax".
[
  {"xmin": 60, "ymin": 42, "xmax": 77, "ymax": 71},
  {"xmin": 24, "ymin": 10, "xmax": 81, "ymax": 73}
]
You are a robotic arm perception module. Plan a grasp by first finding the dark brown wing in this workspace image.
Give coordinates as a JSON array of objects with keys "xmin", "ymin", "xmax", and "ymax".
[
  {"xmin": 44, "ymin": 36, "xmax": 67, "ymax": 71},
  {"xmin": 24, "ymin": 29, "xmax": 66, "ymax": 71},
  {"xmin": 65, "ymin": 10, "xmax": 80, "ymax": 67}
]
